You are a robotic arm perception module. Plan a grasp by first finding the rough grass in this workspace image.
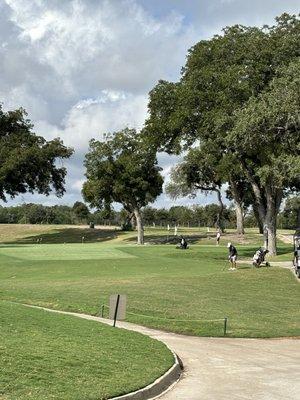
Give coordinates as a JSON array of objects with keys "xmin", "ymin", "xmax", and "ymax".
[
  {"xmin": 0, "ymin": 301, "xmax": 174, "ymax": 400},
  {"xmin": 0, "ymin": 224, "xmax": 119, "ymax": 244},
  {"xmin": 0, "ymin": 223, "xmax": 291, "ymax": 246}
]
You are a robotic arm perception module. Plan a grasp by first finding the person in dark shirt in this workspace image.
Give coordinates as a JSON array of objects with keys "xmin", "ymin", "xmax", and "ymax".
[
  {"xmin": 227, "ymin": 242, "xmax": 238, "ymax": 270},
  {"xmin": 180, "ymin": 236, "xmax": 188, "ymax": 249}
]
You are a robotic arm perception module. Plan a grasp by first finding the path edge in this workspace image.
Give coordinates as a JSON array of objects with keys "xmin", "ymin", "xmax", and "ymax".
[{"xmin": 110, "ymin": 352, "xmax": 183, "ymax": 400}]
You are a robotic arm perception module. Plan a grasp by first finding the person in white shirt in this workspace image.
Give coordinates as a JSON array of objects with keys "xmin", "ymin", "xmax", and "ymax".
[{"xmin": 216, "ymin": 230, "xmax": 221, "ymax": 245}]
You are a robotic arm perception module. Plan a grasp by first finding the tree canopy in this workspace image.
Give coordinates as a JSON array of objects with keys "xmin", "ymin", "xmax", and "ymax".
[
  {"xmin": 72, "ymin": 201, "xmax": 90, "ymax": 222},
  {"xmin": 0, "ymin": 105, "xmax": 73, "ymax": 201}
]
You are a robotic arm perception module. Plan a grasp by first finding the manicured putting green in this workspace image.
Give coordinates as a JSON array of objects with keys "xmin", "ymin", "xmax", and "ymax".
[
  {"xmin": 0, "ymin": 301, "xmax": 173, "ymax": 400},
  {"xmin": 0, "ymin": 243, "xmax": 135, "ymax": 260}
]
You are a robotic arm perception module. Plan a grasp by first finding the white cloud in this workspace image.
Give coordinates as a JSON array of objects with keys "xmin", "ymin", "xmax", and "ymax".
[
  {"xmin": 4, "ymin": 0, "xmax": 196, "ymax": 102},
  {"xmin": 71, "ymin": 178, "xmax": 85, "ymax": 192},
  {"xmin": 41, "ymin": 90, "xmax": 149, "ymax": 152},
  {"xmin": 1, "ymin": 0, "xmax": 299, "ymax": 208}
]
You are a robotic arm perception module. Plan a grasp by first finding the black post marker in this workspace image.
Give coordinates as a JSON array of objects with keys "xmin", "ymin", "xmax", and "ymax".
[
  {"xmin": 113, "ymin": 294, "xmax": 120, "ymax": 327},
  {"xmin": 224, "ymin": 317, "xmax": 228, "ymax": 336}
]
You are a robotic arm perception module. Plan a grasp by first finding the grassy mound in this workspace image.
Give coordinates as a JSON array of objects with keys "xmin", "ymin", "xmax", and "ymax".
[{"xmin": 0, "ymin": 301, "xmax": 174, "ymax": 400}]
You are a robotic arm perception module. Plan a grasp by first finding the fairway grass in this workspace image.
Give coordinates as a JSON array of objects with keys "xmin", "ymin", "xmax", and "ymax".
[
  {"xmin": 0, "ymin": 301, "xmax": 174, "ymax": 400},
  {"xmin": 0, "ymin": 239, "xmax": 299, "ymax": 338}
]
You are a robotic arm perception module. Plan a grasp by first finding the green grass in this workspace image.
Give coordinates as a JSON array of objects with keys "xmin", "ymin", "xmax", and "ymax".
[
  {"xmin": 0, "ymin": 243, "xmax": 135, "ymax": 260},
  {"xmin": 1, "ymin": 225, "xmax": 298, "ymax": 400},
  {"xmin": 0, "ymin": 301, "xmax": 173, "ymax": 400},
  {"xmin": 0, "ymin": 238, "xmax": 298, "ymax": 338}
]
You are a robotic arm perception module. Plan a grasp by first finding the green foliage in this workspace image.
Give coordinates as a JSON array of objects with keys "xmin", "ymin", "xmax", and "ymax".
[
  {"xmin": 0, "ymin": 203, "xmax": 85, "ymax": 225},
  {"xmin": 83, "ymin": 128, "xmax": 163, "ymax": 212},
  {"xmin": 168, "ymin": 206, "xmax": 193, "ymax": 224},
  {"xmin": 144, "ymin": 13, "xmax": 300, "ymax": 252},
  {"xmin": 142, "ymin": 204, "xmax": 235, "ymax": 227},
  {"xmin": 72, "ymin": 201, "xmax": 90, "ymax": 222},
  {"xmin": 121, "ymin": 221, "xmax": 133, "ymax": 231},
  {"xmin": 145, "ymin": 14, "xmax": 300, "ymax": 163},
  {"xmin": 166, "ymin": 146, "xmax": 224, "ymax": 198},
  {"xmin": 280, "ymin": 196, "xmax": 300, "ymax": 229},
  {"xmin": 231, "ymin": 58, "xmax": 300, "ymax": 190},
  {"xmin": 0, "ymin": 105, "xmax": 73, "ymax": 200}
]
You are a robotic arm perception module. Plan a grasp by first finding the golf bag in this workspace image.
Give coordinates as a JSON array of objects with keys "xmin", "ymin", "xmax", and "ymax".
[
  {"xmin": 252, "ymin": 248, "xmax": 269, "ymax": 267},
  {"xmin": 177, "ymin": 236, "xmax": 189, "ymax": 250}
]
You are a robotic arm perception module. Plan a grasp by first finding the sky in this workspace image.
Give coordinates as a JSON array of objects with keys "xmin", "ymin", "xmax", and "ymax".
[{"xmin": 1, "ymin": 0, "xmax": 299, "ymax": 210}]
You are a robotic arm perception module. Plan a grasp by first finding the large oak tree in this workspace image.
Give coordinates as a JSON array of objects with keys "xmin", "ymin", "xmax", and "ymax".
[
  {"xmin": 82, "ymin": 128, "xmax": 163, "ymax": 244},
  {"xmin": 144, "ymin": 13, "xmax": 300, "ymax": 254},
  {"xmin": 230, "ymin": 59, "xmax": 300, "ymax": 252}
]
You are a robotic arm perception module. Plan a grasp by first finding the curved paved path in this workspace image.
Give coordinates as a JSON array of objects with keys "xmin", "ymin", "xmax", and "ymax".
[{"xmin": 26, "ymin": 305, "xmax": 300, "ymax": 400}]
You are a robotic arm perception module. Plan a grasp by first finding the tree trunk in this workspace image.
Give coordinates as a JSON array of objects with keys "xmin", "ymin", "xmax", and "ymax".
[
  {"xmin": 230, "ymin": 179, "xmax": 245, "ymax": 235},
  {"xmin": 240, "ymin": 159, "xmax": 267, "ymax": 236},
  {"xmin": 263, "ymin": 188, "xmax": 282, "ymax": 256},
  {"xmin": 240, "ymin": 160, "xmax": 283, "ymax": 255},
  {"xmin": 253, "ymin": 204, "xmax": 264, "ymax": 234},
  {"xmin": 264, "ymin": 218, "xmax": 277, "ymax": 255},
  {"xmin": 130, "ymin": 213, "xmax": 136, "ymax": 229},
  {"xmin": 215, "ymin": 188, "xmax": 225, "ymax": 233},
  {"xmin": 235, "ymin": 202, "xmax": 245, "ymax": 235},
  {"xmin": 134, "ymin": 208, "xmax": 144, "ymax": 245}
]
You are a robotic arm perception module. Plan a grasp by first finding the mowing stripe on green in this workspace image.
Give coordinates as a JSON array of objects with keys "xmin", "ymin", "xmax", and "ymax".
[{"xmin": 0, "ymin": 243, "xmax": 136, "ymax": 260}]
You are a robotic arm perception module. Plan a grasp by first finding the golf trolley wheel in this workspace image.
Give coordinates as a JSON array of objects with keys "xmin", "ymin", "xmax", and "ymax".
[{"xmin": 266, "ymin": 262, "xmax": 270, "ymax": 267}]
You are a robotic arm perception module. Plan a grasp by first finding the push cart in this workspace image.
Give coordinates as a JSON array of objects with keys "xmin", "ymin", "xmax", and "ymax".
[{"xmin": 293, "ymin": 232, "xmax": 300, "ymax": 279}]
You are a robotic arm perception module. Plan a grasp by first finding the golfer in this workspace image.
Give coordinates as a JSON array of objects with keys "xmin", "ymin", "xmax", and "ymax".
[
  {"xmin": 216, "ymin": 230, "xmax": 221, "ymax": 245},
  {"xmin": 180, "ymin": 235, "xmax": 188, "ymax": 249},
  {"xmin": 227, "ymin": 242, "xmax": 238, "ymax": 270}
]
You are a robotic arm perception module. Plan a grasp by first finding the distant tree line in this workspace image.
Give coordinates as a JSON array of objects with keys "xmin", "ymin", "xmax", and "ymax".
[
  {"xmin": 0, "ymin": 197, "xmax": 298, "ymax": 230},
  {"xmin": 141, "ymin": 199, "xmax": 299, "ymax": 230},
  {"xmin": 0, "ymin": 202, "xmax": 91, "ymax": 225}
]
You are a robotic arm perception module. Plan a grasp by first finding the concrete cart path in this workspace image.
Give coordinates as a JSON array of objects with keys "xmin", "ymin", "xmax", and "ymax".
[{"xmin": 25, "ymin": 304, "xmax": 300, "ymax": 400}]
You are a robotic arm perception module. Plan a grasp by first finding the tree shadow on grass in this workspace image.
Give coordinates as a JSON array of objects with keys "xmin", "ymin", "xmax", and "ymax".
[
  {"xmin": 5, "ymin": 227, "xmax": 127, "ymax": 244},
  {"xmin": 124, "ymin": 234, "xmax": 209, "ymax": 245}
]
